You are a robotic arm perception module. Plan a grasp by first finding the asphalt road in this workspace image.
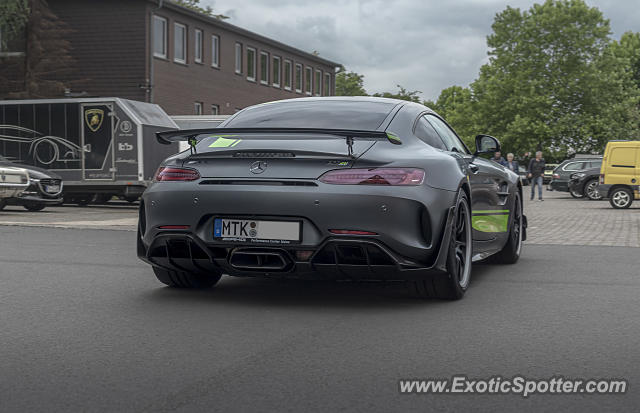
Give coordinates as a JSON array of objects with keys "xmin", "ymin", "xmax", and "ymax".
[{"xmin": 1, "ymin": 226, "xmax": 639, "ymax": 412}]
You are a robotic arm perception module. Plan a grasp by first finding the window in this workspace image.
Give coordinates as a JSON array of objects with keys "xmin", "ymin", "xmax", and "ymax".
[
  {"xmin": 314, "ymin": 69, "xmax": 322, "ymax": 96},
  {"xmin": 153, "ymin": 16, "xmax": 167, "ymax": 58},
  {"xmin": 246, "ymin": 47, "xmax": 256, "ymax": 81},
  {"xmin": 211, "ymin": 35, "xmax": 220, "ymax": 67},
  {"xmin": 226, "ymin": 100, "xmax": 397, "ymax": 129},
  {"xmin": 211, "ymin": 104, "xmax": 220, "ymax": 115},
  {"xmin": 563, "ymin": 161, "xmax": 587, "ymax": 171},
  {"xmin": 426, "ymin": 115, "xmax": 469, "ymax": 153},
  {"xmin": 295, "ymin": 63, "xmax": 303, "ymax": 93},
  {"xmin": 194, "ymin": 29, "xmax": 203, "ymax": 63},
  {"xmin": 305, "ymin": 66, "xmax": 312, "ymax": 95},
  {"xmin": 324, "ymin": 73, "xmax": 331, "ymax": 96},
  {"xmin": 0, "ymin": 25, "xmax": 26, "ymax": 56},
  {"xmin": 260, "ymin": 51, "xmax": 269, "ymax": 85},
  {"xmin": 272, "ymin": 56, "xmax": 281, "ymax": 87},
  {"xmin": 284, "ymin": 60, "xmax": 292, "ymax": 90},
  {"xmin": 235, "ymin": 42, "xmax": 242, "ymax": 73},
  {"xmin": 414, "ymin": 116, "xmax": 446, "ymax": 150},
  {"xmin": 194, "ymin": 102, "xmax": 203, "ymax": 115},
  {"xmin": 174, "ymin": 23, "xmax": 187, "ymax": 63}
]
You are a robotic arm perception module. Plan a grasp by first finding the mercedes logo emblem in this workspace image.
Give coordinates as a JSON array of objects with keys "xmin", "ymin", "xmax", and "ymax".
[{"xmin": 250, "ymin": 160, "xmax": 267, "ymax": 174}]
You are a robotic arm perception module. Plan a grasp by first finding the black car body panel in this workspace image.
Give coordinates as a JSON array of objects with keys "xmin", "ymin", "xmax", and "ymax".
[
  {"xmin": 138, "ymin": 97, "xmax": 523, "ymax": 281},
  {"xmin": 549, "ymin": 158, "xmax": 602, "ymax": 192}
]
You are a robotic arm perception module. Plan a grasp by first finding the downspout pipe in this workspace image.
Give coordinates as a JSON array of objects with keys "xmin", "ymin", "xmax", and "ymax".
[{"xmin": 149, "ymin": 0, "xmax": 164, "ymax": 103}]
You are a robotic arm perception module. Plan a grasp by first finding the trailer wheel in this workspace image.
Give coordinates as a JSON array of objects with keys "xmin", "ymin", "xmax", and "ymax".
[
  {"xmin": 94, "ymin": 194, "xmax": 113, "ymax": 204},
  {"xmin": 124, "ymin": 195, "xmax": 139, "ymax": 203},
  {"xmin": 75, "ymin": 194, "xmax": 95, "ymax": 206}
]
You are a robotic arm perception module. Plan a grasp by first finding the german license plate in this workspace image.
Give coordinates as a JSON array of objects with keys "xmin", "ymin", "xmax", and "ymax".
[
  {"xmin": 45, "ymin": 185, "xmax": 60, "ymax": 193},
  {"xmin": 214, "ymin": 218, "xmax": 301, "ymax": 244}
]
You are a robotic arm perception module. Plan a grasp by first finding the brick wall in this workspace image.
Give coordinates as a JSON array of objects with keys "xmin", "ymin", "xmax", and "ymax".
[
  {"xmin": 48, "ymin": 0, "xmax": 148, "ymax": 102},
  {"xmin": 148, "ymin": 3, "xmax": 337, "ymax": 115}
]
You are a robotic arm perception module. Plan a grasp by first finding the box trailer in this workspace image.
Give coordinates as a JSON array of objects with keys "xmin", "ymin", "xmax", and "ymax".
[{"xmin": 0, "ymin": 98, "xmax": 179, "ymax": 203}]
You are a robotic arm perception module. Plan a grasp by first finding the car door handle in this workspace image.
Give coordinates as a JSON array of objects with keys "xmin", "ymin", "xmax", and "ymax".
[{"xmin": 468, "ymin": 163, "xmax": 479, "ymax": 174}]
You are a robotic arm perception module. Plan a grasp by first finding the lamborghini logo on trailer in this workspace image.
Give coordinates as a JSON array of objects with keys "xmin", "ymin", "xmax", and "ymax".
[{"xmin": 84, "ymin": 109, "xmax": 104, "ymax": 132}]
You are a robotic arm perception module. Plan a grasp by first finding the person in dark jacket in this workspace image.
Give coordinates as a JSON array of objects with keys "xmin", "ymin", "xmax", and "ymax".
[
  {"xmin": 504, "ymin": 153, "xmax": 519, "ymax": 173},
  {"xmin": 528, "ymin": 151, "xmax": 546, "ymax": 201},
  {"xmin": 492, "ymin": 151, "xmax": 506, "ymax": 166}
]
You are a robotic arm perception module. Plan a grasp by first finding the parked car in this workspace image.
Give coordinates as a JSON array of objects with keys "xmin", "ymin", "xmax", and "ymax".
[
  {"xmin": 543, "ymin": 163, "xmax": 558, "ymax": 184},
  {"xmin": 549, "ymin": 157, "xmax": 602, "ymax": 192},
  {"xmin": 0, "ymin": 155, "xmax": 63, "ymax": 211},
  {"xmin": 518, "ymin": 165, "xmax": 530, "ymax": 185},
  {"xmin": 598, "ymin": 140, "xmax": 640, "ymax": 209},
  {"xmin": 568, "ymin": 167, "xmax": 602, "ymax": 200},
  {"xmin": 138, "ymin": 97, "xmax": 527, "ymax": 300},
  {"xmin": 0, "ymin": 166, "xmax": 29, "ymax": 202}
]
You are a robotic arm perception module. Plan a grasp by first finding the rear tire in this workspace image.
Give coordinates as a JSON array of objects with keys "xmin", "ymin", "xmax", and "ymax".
[
  {"xmin": 609, "ymin": 187, "xmax": 633, "ymax": 209},
  {"xmin": 23, "ymin": 203, "xmax": 46, "ymax": 212},
  {"xmin": 569, "ymin": 187, "xmax": 584, "ymax": 198},
  {"xmin": 152, "ymin": 267, "xmax": 222, "ymax": 289},
  {"xmin": 490, "ymin": 193, "xmax": 523, "ymax": 264},
  {"xmin": 409, "ymin": 190, "xmax": 472, "ymax": 300},
  {"xmin": 584, "ymin": 179, "xmax": 602, "ymax": 200}
]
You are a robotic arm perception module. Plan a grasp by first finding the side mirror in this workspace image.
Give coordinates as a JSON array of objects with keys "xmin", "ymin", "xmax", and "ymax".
[{"xmin": 474, "ymin": 134, "xmax": 501, "ymax": 155}]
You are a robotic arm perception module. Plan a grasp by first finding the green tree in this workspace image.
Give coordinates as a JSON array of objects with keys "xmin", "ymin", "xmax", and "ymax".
[
  {"xmin": 428, "ymin": 86, "xmax": 477, "ymax": 148},
  {"xmin": 335, "ymin": 66, "xmax": 367, "ymax": 96},
  {"xmin": 0, "ymin": 0, "xmax": 29, "ymax": 50},
  {"xmin": 469, "ymin": 0, "xmax": 640, "ymax": 159},
  {"xmin": 173, "ymin": 0, "xmax": 229, "ymax": 19},
  {"xmin": 610, "ymin": 31, "xmax": 640, "ymax": 91},
  {"xmin": 372, "ymin": 85, "xmax": 421, "ymax": 103},
  {"xmin": 1, "ymin": 0, "xmax": 78, "ymax": 98}
]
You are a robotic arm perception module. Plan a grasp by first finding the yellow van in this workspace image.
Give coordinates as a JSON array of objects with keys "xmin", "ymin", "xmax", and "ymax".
[{"xmin": 599, "ymin": 140, "xmax": 640, "ymax": 208}]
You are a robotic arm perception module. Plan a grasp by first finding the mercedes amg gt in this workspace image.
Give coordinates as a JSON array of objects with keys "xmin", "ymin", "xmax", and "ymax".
[{"xmin": 137, "ymin": 97, "xmax": 526, "ymax": 299}]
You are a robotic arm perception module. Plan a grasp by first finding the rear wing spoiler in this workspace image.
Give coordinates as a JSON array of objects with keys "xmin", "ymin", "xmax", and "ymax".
[{"xmin": 156, "ymin": 127, "xmax": 401, "ymax": 157}]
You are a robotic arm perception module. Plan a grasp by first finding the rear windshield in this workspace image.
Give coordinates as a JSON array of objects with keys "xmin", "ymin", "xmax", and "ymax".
[{"xmin": 225, "ymin": 100, "xmax": 397, "ymax": 130}]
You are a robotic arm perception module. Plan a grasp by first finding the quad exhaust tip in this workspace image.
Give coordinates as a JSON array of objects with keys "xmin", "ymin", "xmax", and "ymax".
[{"xmin": 229, "ymin": 248, "xmax": 290, "ymax": 271}]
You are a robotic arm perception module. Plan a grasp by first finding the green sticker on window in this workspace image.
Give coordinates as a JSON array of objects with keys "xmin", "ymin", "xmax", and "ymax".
[{"xmin": 208, "ymin": 137, "xmax": 242, "ymax": 148}]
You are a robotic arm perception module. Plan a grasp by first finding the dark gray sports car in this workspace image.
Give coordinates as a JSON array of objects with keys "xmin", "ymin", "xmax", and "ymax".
[{"xmin": 138, "ymin": 97, "xmax": 526, "ymax": 299}]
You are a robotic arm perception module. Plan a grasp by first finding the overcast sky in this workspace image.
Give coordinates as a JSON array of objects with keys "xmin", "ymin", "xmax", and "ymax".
[{"xmin": 203, "ymin": 0, "xmax": 640, "ymax": 100}]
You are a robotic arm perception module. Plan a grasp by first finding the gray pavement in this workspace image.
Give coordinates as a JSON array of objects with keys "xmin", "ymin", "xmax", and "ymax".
[
  {"xmin": 524, "ymin": 189, "xmax": 640, "ymax": 247},
  {"xmin": 1, "ymin": 225, "xmax": 639, "ymax": 411}
]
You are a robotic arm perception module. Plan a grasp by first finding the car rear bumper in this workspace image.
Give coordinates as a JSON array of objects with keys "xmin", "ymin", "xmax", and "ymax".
[{"xmin": 138, "ymin": 181, "xmax": 458, "ymax": 280}]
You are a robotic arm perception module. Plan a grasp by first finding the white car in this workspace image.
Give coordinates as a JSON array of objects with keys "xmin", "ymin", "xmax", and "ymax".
[{"xmin": 0, "ymin": 166, "xmax": 30, "ymax": 200}]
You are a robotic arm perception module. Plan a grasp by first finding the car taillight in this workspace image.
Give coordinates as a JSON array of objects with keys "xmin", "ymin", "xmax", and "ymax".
[
  {"xmin": 318, "ymin": 168, "xmax": 425, "ymax": 185},
  {"xmin": 600, "ymin": 174, "xmax": 605, "ymax": 184},
  {"xmin": 553, "ymin": 173, "xmax": 560, "ymax": 179},
  {"xmin": 154, "ymin": 166, "xmax": 200, "ymax": 181}
]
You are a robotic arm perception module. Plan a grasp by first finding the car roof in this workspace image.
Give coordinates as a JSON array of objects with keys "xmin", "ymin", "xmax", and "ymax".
[{"xmin": 224, "ymin": 96, "xmax": 429, "ymax": 131}]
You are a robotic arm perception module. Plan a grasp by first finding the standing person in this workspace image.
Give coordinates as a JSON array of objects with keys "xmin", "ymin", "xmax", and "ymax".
[
  {"xmin": 492, "ymin": 151, "xmax": 506, "ymax": 166},
  {"xmin": 505, "ymin": 153, "xmax": 519, "ymax": 173},
  {"xmin": 528, "ymin": 151, "xmax": 546, "ymax": 201}
]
